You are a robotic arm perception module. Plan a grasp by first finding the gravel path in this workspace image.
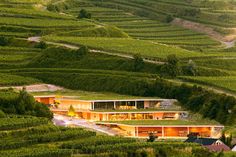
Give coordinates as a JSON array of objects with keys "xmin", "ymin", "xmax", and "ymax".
[
  {"xmin": 0, "ymin": 84, "xmax": 63, "ymax": 92},
  {"xmin": 28, "ymin": 36, "xmax": 165, "ymax": 64}
]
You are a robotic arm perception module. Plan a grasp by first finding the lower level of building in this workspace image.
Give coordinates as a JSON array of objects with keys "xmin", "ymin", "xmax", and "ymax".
[{"xmin": 97, "ymin": 123, "xmax": 223, "ymax": 139}]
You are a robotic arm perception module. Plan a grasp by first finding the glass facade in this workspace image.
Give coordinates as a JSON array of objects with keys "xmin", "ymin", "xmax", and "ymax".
[
  {"xmin": 94, "ymin": 102, "xmax": 114, "ymax": 110},
  {"xmin": 116, "ymin": 101, "xmax": 135, "ymax": 109}
]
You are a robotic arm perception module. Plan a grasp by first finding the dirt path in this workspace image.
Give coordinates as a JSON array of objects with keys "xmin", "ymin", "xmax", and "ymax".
[
  {"xmin": 171, "ymin": 18, "xmax": 236, "ymax": 48},
  {"xmin": 0, "ymin": 84, "xmax": 63, "ymax": 92},
  {"xmin": 28, "ymin": 37, "xmax": 165, "ymax": 64}
]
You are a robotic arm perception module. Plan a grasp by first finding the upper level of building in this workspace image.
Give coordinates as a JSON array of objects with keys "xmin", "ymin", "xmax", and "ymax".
[{"xmin": 34, "ymin": 95, "xmax": 180, "ymax": 112}]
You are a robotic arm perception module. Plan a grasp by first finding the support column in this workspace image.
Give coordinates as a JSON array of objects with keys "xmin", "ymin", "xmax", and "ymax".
[
  {"xmin": 187, "ymin": 127, "xmax": 190, "ymax": 135},
  {"xmin": 106, "ymin": 114, "xmax": 109, "ymax": 121},
  {"xmin": 135, "ymin": 101, "xmax": 137, "ymax": 109},
  {"xmin": 114, "ymin": 101, "xmax": 116, "ymax": 109},
  {"xmin": 162, "ymin": 126, "xmax": 164, "ymax": 138},
  {"xmin": 136, "ymin": 127, "xmax": 139, "ymax": 137},
  {"xmin": 92, "ymin": 102, "xmax": 95, "ymax": 110}
]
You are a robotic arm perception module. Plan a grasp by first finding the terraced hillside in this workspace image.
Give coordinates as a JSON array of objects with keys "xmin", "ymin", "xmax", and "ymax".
[
  {"xmin": 0, "ymin": 0, "xmax": 236, "ymax": 156},
  {"xmin": 63, "ymin": 1, "xmax": 223, "ymax": 50},
  {"xmin": 87, "ymin": 0, "xmax": 236, "ymax": 37}
]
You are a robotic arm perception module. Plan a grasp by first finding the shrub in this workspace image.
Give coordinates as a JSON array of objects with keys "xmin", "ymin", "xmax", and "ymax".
[
  {"xmin": 78, "ymin": 9, "xmax": 91, "ymax": 19},
  {"xmin": 166, "ymin": 15, "xmax": 174, "ymax": 23},
  {"xmin": 0, "ymin": 89, "xmax": 53, "ymax": 119},
  {"xmin": 34, "ymin": 41, "xmax": 47, "ymax": 49},
  {"xmin": 161, "ymin": 54, "xmax": 181, "ymax": 77},
  {"xmin": 0, "ymin": 36, "xmax": 12, "ymax": 46},
  {"xmin": 0, "ymin": 110, "xmax": 6, "ymax": 118},
  {"xmin": 133, "ymin": 54, "xmax": 144, "ymax": 72}
]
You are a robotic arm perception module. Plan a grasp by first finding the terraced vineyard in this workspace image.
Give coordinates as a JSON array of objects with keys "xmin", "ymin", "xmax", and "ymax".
[
  {"xmin": 0, "ymin": 115, "xmax": 214, "ymax": 157},
  {"xmin": 180, "ymin": 76, "xmax": 236, "ymax": 93},
  {"xmin": 64, "ymin": 2, "xmax": 223, "ymax": 50},
  {"xmin": 0, "ymin": 0, "xmax": 236, "ymax": 156}
]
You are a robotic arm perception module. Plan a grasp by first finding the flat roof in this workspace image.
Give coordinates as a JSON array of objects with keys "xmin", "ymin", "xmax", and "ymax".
[
  {"xmin": 31, "ymin": 90, "xmax": 162, "ymax": 101},
  {"xmin": 97, "ymin": 122, "xmax": 224, "ymax": 128},
  {"xmin": 96, "ymin": 120, "xmax": 221, "ymax": 126},
  {"xmin": 55, "ymin": 98, "xmax": 175, "ymax": 102},
  {"xmin": 92, "ymin": 110, "xmax": 185, "ymax": 113},
  {"xmin": 34, "ymin": 95, "xmax": 56, "ymax": 98},
  {"xmin": 50, "ymin": 109, "xmax": 185, "ymax": 113},
  {"xmin": 34, "ymin": 95, "xmax": 176, "ymax": 102}
]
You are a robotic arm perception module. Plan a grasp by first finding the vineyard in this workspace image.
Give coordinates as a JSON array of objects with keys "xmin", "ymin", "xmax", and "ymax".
[
  {"xmin": 0, "ymin": 115, "xmax": 217, "ymax": 157},
  {"xmin": 62, "ymin": 1, "xmax": 223, "ymax": 50},
  {"xmin": 0, "ymin": 0, "xmax": 235, "ymax": 156},
  {"xmin": 43, "ymin": 36, "xmax": 204, "ymax": 59},
  {"xmin": 179, "ymin": 76, "xmax": 236, "ymax": 93}
]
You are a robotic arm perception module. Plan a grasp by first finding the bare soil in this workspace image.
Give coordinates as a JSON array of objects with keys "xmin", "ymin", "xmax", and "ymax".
[{"xmin": 171, "ymin": 18, "xmax": 236, "ymax": 48}]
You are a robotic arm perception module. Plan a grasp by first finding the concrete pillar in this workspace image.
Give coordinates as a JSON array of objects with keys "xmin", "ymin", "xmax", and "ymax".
[
  {"xmin": 162, "ymin": 126, "xmax": 164, "ymax": 138},
  {"xmin": 91, "ymin": 102, "xmax": 95, "ymax": 110},
  {"xmin": 210, "ymin": 127, "xmax": 215, "ymax": 138},
  {"xmin": 136, "ymin": 127, "xmax": 139, "ymax": 137},
  {"xmin": 114, "ymin": 101, "xmax": 116, "ymax": 109},
  {"xmin": 135, "ymin": 101, "xmax": 137, "ymax": 109}
]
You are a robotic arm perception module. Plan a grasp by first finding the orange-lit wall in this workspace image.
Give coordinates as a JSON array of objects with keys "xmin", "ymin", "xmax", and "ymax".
[
  {"xmin": 128, "ymin": 126, "xmax": 215, "ymax": 138},
  {"xmin": 56, "ymin": 99, "xmax": 92, "ymax": 110},
  {"xmin": 137, "ymin": 127, "xmax": 162, "ymax": 137},
  {"xmin": 35, "ymin": 97, "xmax": 55, "ymax": 104},
  {"xmin": 164, "ymin": 127, "xmax": 188, "ymax": 137},
  {"xmin": 189, "ymin": 127, "xmax": 211, "ymax": 137}
]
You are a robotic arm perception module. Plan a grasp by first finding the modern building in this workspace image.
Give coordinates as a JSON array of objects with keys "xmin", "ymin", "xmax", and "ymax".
[
  {"xmin": 35, "ymin": 95, "xmax": 182, "ymax": 121},
  {"xmin": 34, "ymin": 95, "xmax": 224, "ymax": 139}
]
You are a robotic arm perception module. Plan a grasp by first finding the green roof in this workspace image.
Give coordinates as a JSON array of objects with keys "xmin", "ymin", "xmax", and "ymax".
[
  {"xmin": 93, "ymin": 108, "xmax": 183, "ymax": 112},
  {"xmin": 31, "ymin": 89, "xmax": 160, "ymax": 101},
  {"xmin": 97, "ymin": 120, "xmax": 220, "ymax": 126}
]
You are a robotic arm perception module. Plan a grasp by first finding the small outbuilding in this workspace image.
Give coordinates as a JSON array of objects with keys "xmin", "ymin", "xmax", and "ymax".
[
  {"xmin": 185, "ymin": 137, "xmax": 230, "ymax": 152},
  {"xmin": 232, "ymin": 145, "xmax": 236, "ymax": 151}
]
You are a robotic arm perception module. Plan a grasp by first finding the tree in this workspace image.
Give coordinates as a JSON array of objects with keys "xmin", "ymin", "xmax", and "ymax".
[
  {"xmin": 166, "ymin": 15, "xmax": 174, "ymax": 23},
  {"xmin": 147, "ymin": 132, "xmax": 157, "ymax": 142},
  {"xmin": 133, "ymin": 54, "xmax": 144, "ymax": 72},
  {"xmin": 78, "ymin": 9, "xmax": 91, "ymax": 19},
  {"xmin": 221, "ymin": 132, "xmax": 232, "ymax": 147},
  {"xmin": 0, "ymin": 36, "xmax": 12, "ymax": 46},
  {"xmin": 35, "ymin": 41, "xmax": 47, "ymax": 49},
  {"xmin": 75, "ymin": 45, "xmax": 88, "ymax": 57},
  {"xmin": 161, "ymin": 54, "xmax": 181, "ymax": 77},
  {"xmin": 17, "ymin": 88, "xmax": 36, "ymax": 112},
  {"xmin": 186, "ymin": 60, "xmax": 197, "ymax": 76},
  {"xmin": 68, "ymin": 105, "xmax": 76, "ymax": 117}
]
